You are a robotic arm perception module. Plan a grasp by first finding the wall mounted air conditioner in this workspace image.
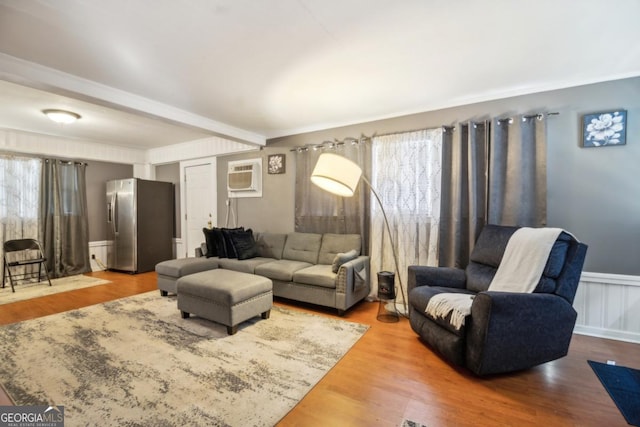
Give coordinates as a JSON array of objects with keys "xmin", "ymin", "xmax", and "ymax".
[{"xmin": 227, "ymin": 158, "xmax": 262, "ymax": 198}]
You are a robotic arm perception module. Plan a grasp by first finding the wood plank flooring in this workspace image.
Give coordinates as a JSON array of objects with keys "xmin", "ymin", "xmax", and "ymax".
[{"xmin": 0, "ymin": 271, "xmax": 638, "ymax": 426}]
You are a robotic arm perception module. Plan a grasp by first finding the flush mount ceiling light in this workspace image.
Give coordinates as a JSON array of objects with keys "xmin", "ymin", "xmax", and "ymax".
[{"xmin": 42, "ymin": 109, "xmax": 81, "ymax": 124}]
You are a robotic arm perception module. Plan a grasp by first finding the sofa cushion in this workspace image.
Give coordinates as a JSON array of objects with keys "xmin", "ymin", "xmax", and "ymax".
[
  {"xmin": 543, "ymin": 234, "xmax": 571, "ymax": 279},
  {"xmin": 469, "ymin": 225, "xmax": 518, "ymax": 267},
  {"xmin": 535, "ymin": 276, "xmax": 557, "ymax": 293},
  {"xmin": 409, "ymin": 286, "xmax": 475, "ymax": 337},
  {"xmin": 318, "ymin": 233, "xmax": 362, "ymax": 265},
  {"xmin": 254, "ymin": 233, "xmax": 286, "ymax": 260},
  {"xmin": 331, "ymin": 249, "xmax": 359, "ymax": 273},
  {"xmin": 466, "ymin": 226, "xmax": 572, "ymax": 294},
  {"xmin": 255, "ymin": 259, "xmax": 313, "ymax": 281},
  {"xmin": 217, "ymin": 257, "xmax": 275, "ymax": 274},
  {"xmin": 293, "ymin": 264, "xmax": 337, "ymax": 289},
  {"xmin": 177, "ymin": 269, "xmax": 272, "ymax": 306},
  {"xmin": 465, "ymin": 262, "xmax": 496, "ymax": 293},
  {"xmin": 155, "ymin": 257, "xmax": 218, "ymax": 278},
  {"xmin": 282, "ymin": 232, "xmax": 322, "ymax": 264}
]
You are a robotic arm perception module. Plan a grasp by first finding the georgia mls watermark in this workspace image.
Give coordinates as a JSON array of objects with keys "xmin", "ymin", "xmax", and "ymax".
[{"xmin": 0, "ymin": 406, "xmax": 64, "ymax": 427}]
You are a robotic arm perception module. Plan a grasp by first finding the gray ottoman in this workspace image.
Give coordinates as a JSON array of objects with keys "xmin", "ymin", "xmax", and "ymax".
[
  {"xmin": 177, "ymin": 269, "xmax": 273, "ymax": 335},
  {"xmin": 155, "ymin": 257, "xmax": 219, "ymax": 296}
]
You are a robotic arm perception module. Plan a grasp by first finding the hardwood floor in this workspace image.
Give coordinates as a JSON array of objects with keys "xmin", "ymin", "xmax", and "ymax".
[{"xmin": 1, "ymin": 271, "xmax": 637, "ymax": 426}]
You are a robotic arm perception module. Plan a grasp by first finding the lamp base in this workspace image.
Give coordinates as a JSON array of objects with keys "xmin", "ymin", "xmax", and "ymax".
[{"xmin": 376, "ymin": 299, "xmax": 399, "ymax": 323}]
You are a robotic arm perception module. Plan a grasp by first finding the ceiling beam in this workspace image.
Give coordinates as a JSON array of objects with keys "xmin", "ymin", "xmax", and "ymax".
[{"xmin": 0, "ymin": 53, "xmax": 265, "ymax": 146}]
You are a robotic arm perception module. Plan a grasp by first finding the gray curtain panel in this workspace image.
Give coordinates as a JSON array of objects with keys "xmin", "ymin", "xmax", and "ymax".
[
  {"xmin": 39, "ymin": 160, "xmax": 91, "ymax": 278},
  {"xmin": 294, "ymin": 141, "xmax": 371, "ymax": 254},
  {"xmin": 439, "ymin": 115, "xmax": 547, "ymax": 268},
  {"xmin": 489, "ymin": 115, "xmax": 547, "ymax": 226},
  {"xmin": 0, "ymin": 155, "xmax": 41, "ymax": 275},
  {"xmin": 439, "ymin": 122, "xmax": 489, "ymax": 268}
]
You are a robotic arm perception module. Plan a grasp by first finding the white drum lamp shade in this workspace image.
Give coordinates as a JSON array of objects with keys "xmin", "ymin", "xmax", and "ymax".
[{"xmin": 310, "ymin": 153, "xmax": 362, "ymax": 197}]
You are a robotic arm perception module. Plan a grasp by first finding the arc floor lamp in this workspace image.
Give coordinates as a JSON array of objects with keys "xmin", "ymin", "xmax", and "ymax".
[{"xmin": 310, "ymin": 152, "xmax": 406, "ymax": 319}]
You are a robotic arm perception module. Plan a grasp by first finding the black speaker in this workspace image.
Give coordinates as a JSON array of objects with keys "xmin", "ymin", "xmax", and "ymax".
[{"xmin": 377, "ymin": 271, "xmax": 396, "ymax": 299}]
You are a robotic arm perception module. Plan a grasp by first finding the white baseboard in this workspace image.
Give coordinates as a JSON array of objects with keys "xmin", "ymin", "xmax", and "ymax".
[
  {"xmin": 574, "ymin": 271, "xmax": 640, "ymax": 344},
  {"xmin": 573, "ymin": 325, "xmax": 640, "ymax": 344}
]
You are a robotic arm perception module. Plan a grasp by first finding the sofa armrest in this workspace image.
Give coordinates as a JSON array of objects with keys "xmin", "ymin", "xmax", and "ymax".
[
  {"xmin": 336, "ymin": 255, "xmax": 371, "ymax": 301},
  {"xmin": 466, "ymin": 292, "xmax": 577, "ymax": 375},
  {"xmin": 194, "ymin": 242, "xmax": 208, "ymax": 258},
  {"xmin": 407, "ymin": 266, "xmax": 466, "ymax": 293}
]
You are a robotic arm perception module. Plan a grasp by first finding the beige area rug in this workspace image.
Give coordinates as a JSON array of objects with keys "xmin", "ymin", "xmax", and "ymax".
[
  {"xmin": 0, "ymin": 274, "xmax": 110, "ymax": 305},
  {"xmin": 0, "ymin": 292, "xmax": 368, "ymax": 426}
]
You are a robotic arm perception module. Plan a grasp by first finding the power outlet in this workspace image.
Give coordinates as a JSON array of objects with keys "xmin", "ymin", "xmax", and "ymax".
[{"xmin": 91, "ymin": 254, "xmax": 96, "ymax": 259}]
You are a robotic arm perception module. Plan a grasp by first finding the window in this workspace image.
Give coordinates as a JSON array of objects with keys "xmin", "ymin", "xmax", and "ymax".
[
  {"xmin": 0, "ymin": 155, "xmax": 41, "ymax": 221},
  {"xmin": 369, "ymin": 128, "xmax": 443, "ymax": 303}
]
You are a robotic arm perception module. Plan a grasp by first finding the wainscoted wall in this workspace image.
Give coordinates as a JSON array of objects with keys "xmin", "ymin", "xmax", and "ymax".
[
  {"xmin": 173, "ymin": 238, "xmax": 184, "ymax": 260},
  {"xmin": 147, "ymin": 136, "xmax": 257, "ymax": 165},
  {"xmin": 574, "ymin": 272, "xmax": 640, "ymax": 344},
  {"xmin": 0, "ymin": 129, "xmax": 146, "ymax": 164},
  {"xmin": 88, "ymin": 238, "xmax": 183, "ymax": 272},
  {"xmin": 88, "ymin": 241, "xmax": 108, "ymax": 272}
]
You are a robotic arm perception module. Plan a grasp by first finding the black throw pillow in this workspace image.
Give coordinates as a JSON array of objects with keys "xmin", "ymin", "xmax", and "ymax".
[
  {"xmin": 212, "ymin": 227, "xmax": 228, "ymax": 258},
  {"xmin": 230, "ymin": 229, "xmax": 259, "ymax": 260},
  {"xmin": 202, "ymin": 228, "xmax": 217, "ymax": 258},
  {"xmin": 221, "ymin": 227, "xmax": 244, "ymax": 259}
]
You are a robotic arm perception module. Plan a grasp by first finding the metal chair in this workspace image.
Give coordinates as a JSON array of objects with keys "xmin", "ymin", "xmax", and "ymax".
[{"xmin": 2, "ymin": 239, "xmax": 52, "ymax": 293}]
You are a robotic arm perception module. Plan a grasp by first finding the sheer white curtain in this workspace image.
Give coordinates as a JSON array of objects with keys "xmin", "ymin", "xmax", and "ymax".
[
  {"xmin": 0, "ymin": 155, "xmax": 42, "ymax": 272},
  {"xmin": 369, "ymin": 128, "xmax": 443, "ymax": 305}
]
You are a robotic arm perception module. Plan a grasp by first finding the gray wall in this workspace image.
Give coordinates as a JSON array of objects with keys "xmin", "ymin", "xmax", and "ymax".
[
  {"xmin": 87, "ymin": 162, "xmax": 181, "ymax": 242},
  {"xmin": 242, "ymin": 77, "xmax": 640, "ymax": 275},
  {"xmin": 217, "ymin": 148, "xmax": 295, "ymax": 233},
  {"xmin": 156, "ymin": 162, "xmax": 181, "ymax": 238},
  {"xmin": 86, "ymin": 161, "xmax": 132, "ymax": 241}
]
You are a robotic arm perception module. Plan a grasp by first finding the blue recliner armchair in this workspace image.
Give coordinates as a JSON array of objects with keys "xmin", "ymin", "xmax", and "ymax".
[{"xmin": 408, "ymin": 224, "xmax": 588, "ymax": 376}]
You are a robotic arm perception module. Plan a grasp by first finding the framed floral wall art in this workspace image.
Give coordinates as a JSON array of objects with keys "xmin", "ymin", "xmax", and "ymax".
[
  {"xmin": 582, "ymin": 110, "xmax": 627, "ymax": 147},
  {"xmin": 267, "ymin": 154, "xmax": 286, "ymax": 174}
]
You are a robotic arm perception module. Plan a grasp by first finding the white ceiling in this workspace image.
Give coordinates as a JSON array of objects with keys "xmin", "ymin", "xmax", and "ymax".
[{"xmin": 1, "ymin": 0, "xmax": 639, "ymax": 150}]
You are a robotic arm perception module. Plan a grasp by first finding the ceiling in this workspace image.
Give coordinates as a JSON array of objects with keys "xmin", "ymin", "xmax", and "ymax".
[{"xmin": 1, "ymin": 0, "xmax": 639, "ymax": 150}]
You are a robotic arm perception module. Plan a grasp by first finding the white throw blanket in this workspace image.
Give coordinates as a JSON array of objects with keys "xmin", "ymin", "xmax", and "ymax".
[
  {"xmin": 425, "ymin": 227, "xmax": 564, "ymax": 330},
  {"xmin": 425, "ymin": 293, "xmax": 475, "ymax": 330},
  {"xmin": 488, "ymin": 227, "xmax": 564, "ymax": 293}
]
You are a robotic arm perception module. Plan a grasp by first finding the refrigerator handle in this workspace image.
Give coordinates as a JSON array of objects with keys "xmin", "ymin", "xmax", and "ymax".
[{"xmin": 113, "ymin": 193, "xmax": 119, "ymax": 234}]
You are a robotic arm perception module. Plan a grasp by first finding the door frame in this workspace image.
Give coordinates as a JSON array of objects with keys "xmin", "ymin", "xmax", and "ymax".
[{"xmin": 179, "ymin": 157, "xmax": 217, "ymax": 258}]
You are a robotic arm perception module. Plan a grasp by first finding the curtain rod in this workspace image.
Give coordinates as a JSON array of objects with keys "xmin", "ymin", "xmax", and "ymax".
[
  {"xmin": 43, "ymin": 158, "xmax": 88, "ymax": 166},
  {"xmin": 497, "ymin": 111, "xmax": 560, "ymax": 124},
  {"xmin": 290, "ymin": 111, "xmax": 560, "ymax": 151},
  {"xmin": 289, "ymin": 126, "xmax": 443, "ymax": 152},
  {"xmin": 290, "ymin": 134, "xmax": 373, "ymax": 152},
  {"xmin": 1, "ymin": 152, "xmax": 88, "ymax": 165}
]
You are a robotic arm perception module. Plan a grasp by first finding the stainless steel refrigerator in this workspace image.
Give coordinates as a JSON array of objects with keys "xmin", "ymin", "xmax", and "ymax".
[{"xmin": 106, "ymin": 178, "xmax": 174, "ymax": 273}]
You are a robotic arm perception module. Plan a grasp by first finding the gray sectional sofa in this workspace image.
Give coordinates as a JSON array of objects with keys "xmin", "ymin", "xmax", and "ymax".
[{"xmin": 156, "ymin": 231, "xmax": 370, "ymax": 315}]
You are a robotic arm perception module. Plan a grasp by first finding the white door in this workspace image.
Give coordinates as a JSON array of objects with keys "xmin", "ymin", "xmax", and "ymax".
[{"xmin": 184, "ymin": 163, "xmax": 215, "ymax": 258}]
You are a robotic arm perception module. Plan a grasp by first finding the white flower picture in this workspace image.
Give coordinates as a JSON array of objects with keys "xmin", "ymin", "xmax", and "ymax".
[
  {"xmin": 582, "ymin": 110, "xmax": 627, "ymax": 147},
  {"xmin": 268, "ymin": 154, "xmax": 286, "ymax": 174}
]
